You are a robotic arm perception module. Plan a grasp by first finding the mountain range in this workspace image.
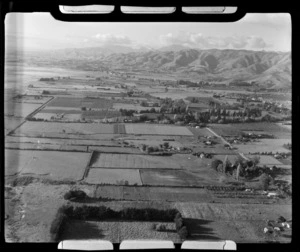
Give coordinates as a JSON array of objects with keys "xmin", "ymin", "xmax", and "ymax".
[{"xmin": 21, "ymin": 46, "xmax": 291, "ymax": 89}]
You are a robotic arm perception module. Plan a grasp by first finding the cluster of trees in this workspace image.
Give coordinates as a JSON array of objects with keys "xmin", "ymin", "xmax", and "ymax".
[
  {"xmin": 160, "ymin": 98, "xmax": 186, "ymax": 114},
  {"xmin": 141, "ymin": 143, "xmax": 171, "ymax": 154},
  {"xmin": 119, "ymin": 109, "xmax": 136, "ymax": 117},
  {"xmin": 53, "ymin": 205, "xmax": 180, "ymax": 224},
  {"xmin": 178, "ymin": 79, "xmax": 210, "ymax": 87},
  {"xmin": 211, "ymin": 155, "xmax": 262, "ymax": 179},
  {"xmin": 39, "ymin": 78, "xmax": 55, "ymax": 81},
  {"xmin": 174, "ymin": 212, "xmax": 189, "ymax": 240}
]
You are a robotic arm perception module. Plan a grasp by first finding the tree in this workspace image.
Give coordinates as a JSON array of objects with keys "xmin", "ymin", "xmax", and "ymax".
[
  {"xmin": 211, "ymin": 159, "xmax": 223, "ymax": 171},
  {"xmin": 178, "ymin": 226, "xmax": 188, "ymax": 240},
  {"xmin": 141, "ymin": 144, "xmax": 147, "ymax": 152},
  {"xmin": 223, "ymin": 155, "xmax": 230, "ymax": 173},
  {"xmin": 259, "ymin": 173, "xmax": 272, "ymax": 191},
  {"xmin": 141, "ymin": 101, "xmax": 149, "ymax": 107},
  {"xmin": 163, "ymin": 142, "xmax": 170, "ymax": 149}
]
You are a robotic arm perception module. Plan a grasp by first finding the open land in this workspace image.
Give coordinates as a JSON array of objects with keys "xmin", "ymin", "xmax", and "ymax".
[{"xmin": 5, "ymin": 60, "xmax": 292, "ymax": 244}]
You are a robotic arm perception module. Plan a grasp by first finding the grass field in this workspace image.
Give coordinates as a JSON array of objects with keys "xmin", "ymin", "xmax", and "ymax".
[
  {"xmin": 86, "ymin": 168, "xmax": 142, "ymax": 185},
  {"xmin": 5, "ymin": 117, "xmax": 24, "ymax": 134},
  {"xmin": 82, "ymin": 110, "xmax": 122, "ymax": 120},
  {"xmin": 12, "ymin": 95, "xmax": 52, "ymax": 104},
  {"xmin": 213, "ymin": 155, "xmax": 239, "ymax": 164},
  {"xmin": 246, "ymin": 155, "xmax": 283, "ymax": 165},
  {"xmin": 60, "ymin": 220, "xmax": 180, "ymax": 243},
  {"xmin": 88, "ymin": 146, "xmax": 141, "ymax": 154},
  {"xmin": 125, "ymin": 124, "xmax": 193, "ymax": 136},
  {"xmin": 210, "ymin": 123, "xmax": 291, "ymax": 139},
  {"xmin": 5, "ymin": 103, "xmax": 42, "ymax": 118},
  {"xmin": 47, "ymin": 97, "xmax": 113, "ymax": 109},
  {"xmin": 235, "ymin": 139, "xmax": 291, "ymax": 154},
  {"xmin": 5, "ymin": 136, "xmax": 120, "ymax": 147},
  {"xmin": 5, "ymin": 149, "xmax": 90, "ymax": 180},
  {"xmin": 14, "ymin": 122, "xmax": 116, "ymax": 135},
  {"xmin": 140, "ymin": 170, "xmax": 205, "ymax": 186},
  {"xmin": 90, "ymin": 153, "xmax": 182, "ymax": 169}
]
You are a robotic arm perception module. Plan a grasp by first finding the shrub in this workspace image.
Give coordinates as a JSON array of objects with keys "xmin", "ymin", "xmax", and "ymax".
[
  {"xmin": 211, "ymin": 159, "xmax": 223, "ymax": 171},
  {"xmin": 63, "ymin": 190, "xmax": 87, "ymax": 201},
  {"xmin": 156, "ymin": 224, "xmax": 166, "ymax": 231},
  {"xmin": 151, "ymin": 223, "xmax": 157, "ymax": 230},
  {"xmin": 175, "ymin": 218, "xmax": 184, "ymax": 231},
  {"xmin": 174, "ymin": 212, "xmax": 182, "ymax": 222},
  {"xmin": 178, "ymin": 226, "xmax": 188, "ymax": 240},
  {"xmin": 259, "ymin": 173, "xmax": 272, "ymax": 191}
]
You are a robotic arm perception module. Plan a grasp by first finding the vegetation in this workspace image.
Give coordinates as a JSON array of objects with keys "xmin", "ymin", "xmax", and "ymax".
[
  {"xmin": 63, "ymin": 190, "xmax": 87, "ymax": 201},
  {"xmin": 49, "ymin": 207, "xmax": 68, "ymax": 242},
  {"xmin": 211, "ymin": 159, "xmax": 223, "ymax": 171},
  {"xmin": 259, "ymin": 173, "xmax": 273, "ymax": 191}
]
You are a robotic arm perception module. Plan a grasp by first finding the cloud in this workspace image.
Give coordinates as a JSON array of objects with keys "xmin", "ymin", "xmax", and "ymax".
[
  {"xmin": 93, "ymin": 33, "xmax": 132, "ymax": 45},
  {"xmin": 159, "ymin": 32, "xmax": 271, "ymax": 50}
]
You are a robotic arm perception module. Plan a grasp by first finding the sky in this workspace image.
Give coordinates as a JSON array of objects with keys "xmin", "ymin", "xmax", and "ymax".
[{"xmin": 5, "ymin": 12, "xmax": 291, "ymax": 52}]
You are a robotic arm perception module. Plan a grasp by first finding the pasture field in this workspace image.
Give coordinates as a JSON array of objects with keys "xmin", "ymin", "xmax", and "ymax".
[
  {"xmin": 47, "ymin": 96, "xmax": 113, "ymax": 109},
  {"xmin": 90, "ymin": 153, "xmax": 182, "ymax": 169},
  {"xmin": 12, "ymin": 95, "xmax": 52, "ymax": 104},
  {"xmin": 125, "ymin": 124, "xmax": 193, "ymax": 136},
  {"xmin": 5, "ymin": 116, "xmax": 24, "ymax": 134},
  {"xmin": 246, "ymin": 155, "xmax": 283, "ymax": 165},
  {"xmin": 86, "ymin": 168, "xmax": 142, "ymax": 185},
  {"xmin": 5, "ymin": 149, "xmax": 90, "ymax": 180},
  {"xmin": 16, "ymin": 133, "xmax": 118, "ymax": 141},
  {"xmin": 5, "ymin": 102, "xmax": 42, "ymax": 118},
  {"xmin": 191, "ymin": 145, "xmax": 235, "ymax": 155},
  {"xmin": 83, "ymin": 110, "xmax": 122, "ymax": 120},
  {"xmin": 5, "ymin": 136, "xmax": 119, "ymax": 147},
  {"xmin": 93, "ymin": 186, "xmax": 213, "ymax": 202},
  {"xmin": 174, "ymin": 202, "xmax": 291, "ymax": 243},
  {"xmin": 88, "ymin": 146, "xmax": 141, "ymax": 154},
  {"xmin": 235, "ymin": 139, "xmax": 291, "ymax": 154},
  {"xmin": 140, "ymin": 170, "xmax": 205, "ymax": 187},
  {"xmin": 41, "ymin": 108, "xmax": 82, "ymax": 114},
  {"xmin": 210, "ymin": 123, "xmax": 291, "ymax": 139},
  {"xmin": 14, "ymin": 121, "xmax": 115, "ymax": 136},
  {"xmin": 5, "ymin": 142, "xmax": 88, "ymax": 152},
  {"xmin": 122, "ymin": 187, "xmax": 212, "ymax": 202},
  {"xmin": 188, "ymin": 127, "xmax": 216, "ymax": 137},
  {"xmin": 60, "ymin": 220, "xmax": 180, "ymax": 243},
  {"xmin": 213, "ymin": 155, "xmax": 239, "ymax": 164}
]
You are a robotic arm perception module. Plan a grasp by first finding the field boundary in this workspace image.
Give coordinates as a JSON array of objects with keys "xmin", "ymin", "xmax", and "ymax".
[
  {"xmin": 81, "ymin": 151, "xmax": 95, "ymax": 181},
  {"xmin": 25, "ymin": 96, "xmax": 55, "ymax": 119}
]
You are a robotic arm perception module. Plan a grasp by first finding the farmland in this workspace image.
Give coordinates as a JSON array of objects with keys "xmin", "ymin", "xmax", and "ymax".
[
  {"xmin": 90, "ymin": 153, "xmax": 182, "ymax": 169},
  {"xmin": 5, "ymin": 149, "xmax": 90, "ymax": 180},
  {"xmin": 60, "ymin": 220, "xmax": 180, "ymax": 243},
  {"xmin": 5, "ymin": 51, "xmax": 292, "ymax": 244},
  {"xmin": 86, "ymin": 169, "xmax": 142, "ymax": 185},
  {"xmin": 125, "ymin": 124, "xmax": 193, "ymax": 136}
]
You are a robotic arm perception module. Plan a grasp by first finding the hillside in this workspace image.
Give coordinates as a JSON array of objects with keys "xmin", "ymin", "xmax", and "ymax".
[{"xmin": 17, "ymin": 47, "xmax": 291, "ymax": 89}]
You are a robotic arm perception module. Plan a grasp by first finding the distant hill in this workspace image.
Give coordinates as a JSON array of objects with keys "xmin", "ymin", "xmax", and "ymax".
[{"xmin": 17, "ymin": 47, "xmax": 291, "ymax": 89}]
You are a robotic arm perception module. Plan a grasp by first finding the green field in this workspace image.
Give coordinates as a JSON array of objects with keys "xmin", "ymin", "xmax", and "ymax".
[
  {"xmin": 125, "ymin": 124, "xmax": 193, "ymax": 136},
  {"xmin": 90, "ymin": 153, "xmax": 182, "ymax": 169},
  {"xmin": 5, "ymin": 149, "xmax": 90, "ymax": 180},
  {"xmin": 47, "ymin": 97, "xmax": 114, "ymax": 109},
  {"xmin": 140, "ymin": 170, "xmax": 208, "ymax": 187}
]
